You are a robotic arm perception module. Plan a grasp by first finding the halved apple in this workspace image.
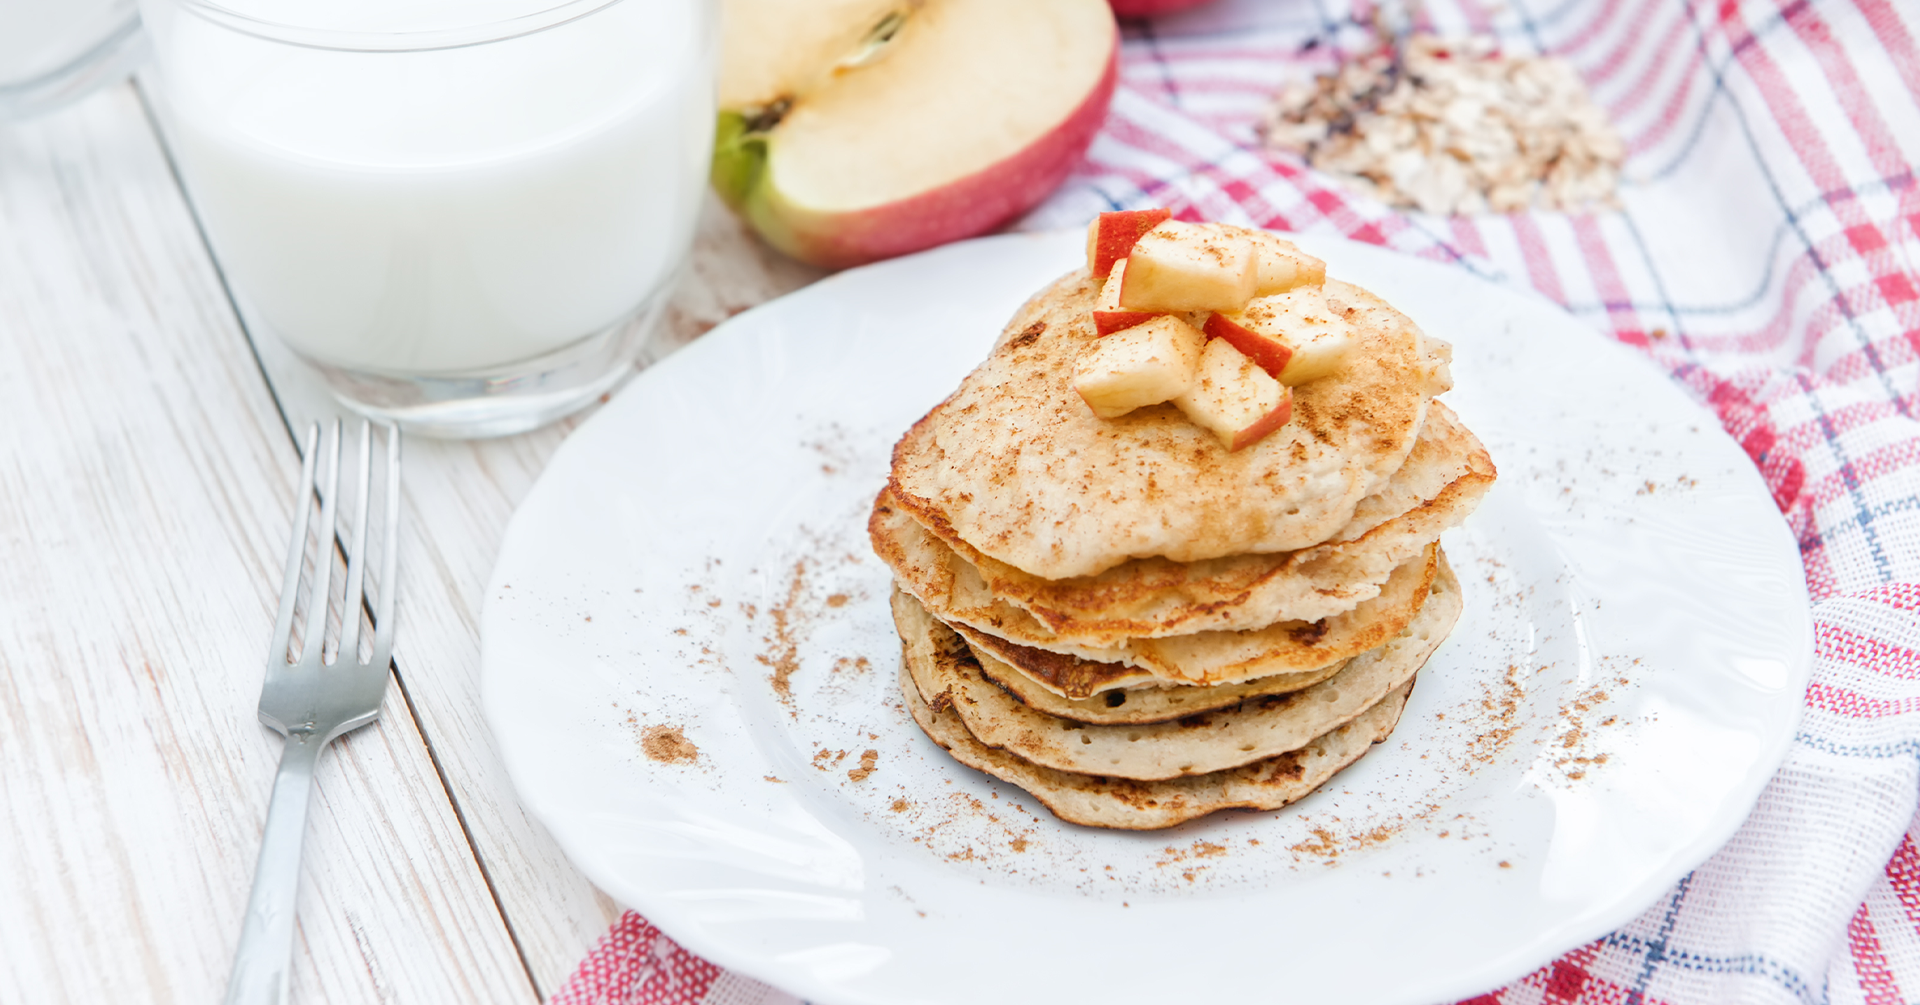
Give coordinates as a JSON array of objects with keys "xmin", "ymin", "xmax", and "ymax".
[
  {"xmin": 1222, "ymin": 286, "xmax": 1359, "ymax": 385},
  {"xmin": 1118, "ymin": 220, "xmax": 1258, "ymax": 313},
  {"xmin": 1092, "ymin": 260, "xmax": 1159, "ymax": 335},
  {"xmin": 1174, "ymin": 337, "xmax": 1293, "ymax": 450},
  {"xmin": 1086, "ymin": 208, "xmax": 1172, "ymax": 277},
  {"xmin": 1073, "ymin": 314, "xmax": 1206, "ymax": 418},
  {"xmin": 713, "ymin": 0, "xmax": 1119, "ymax": 269}
]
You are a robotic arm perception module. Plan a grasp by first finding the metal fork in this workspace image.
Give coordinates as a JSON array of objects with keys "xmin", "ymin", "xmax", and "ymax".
[{"xmin": 225, "ymin": 419, "xmax": 400, "ymax": 1005}]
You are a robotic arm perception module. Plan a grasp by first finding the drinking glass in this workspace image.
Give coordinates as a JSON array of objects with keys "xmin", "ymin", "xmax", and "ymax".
[
  {"xmin": 0, "ymin": 0, "xmax": 147, "ymax": 119},
  {"xmin": 138, "ymin": 0, "xmax": 717, "ymax": 437}
]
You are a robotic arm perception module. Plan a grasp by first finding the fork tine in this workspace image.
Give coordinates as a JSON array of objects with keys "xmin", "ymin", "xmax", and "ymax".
[
  {"xmin": 370, "ymin": 424, "xmax": 401, "ymax": 668},
  {"xmin": 266, "ymin": 423, "xmax": 321, "ymax": 669},
  {"xmin": 299, "ymin": 420, "xmax": 342, "ymax": 665},
  {"xmin": 339, "ymin": 421, "xmax": 373, "ymax": 664}
]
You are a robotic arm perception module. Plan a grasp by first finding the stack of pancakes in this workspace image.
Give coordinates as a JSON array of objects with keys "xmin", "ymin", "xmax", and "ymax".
[{"xmin": 870, "ymin": 264, "xmax": 1495, "ymax": 830}]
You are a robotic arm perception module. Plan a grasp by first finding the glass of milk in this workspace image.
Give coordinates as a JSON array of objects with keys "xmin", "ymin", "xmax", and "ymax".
[
  {"xmin": 138, "ymin": 0, "xmax": 717, "ymax": 437},
  {"xmin": 0, "ymin": 0, "xmax": 148, "ymax": 118}
]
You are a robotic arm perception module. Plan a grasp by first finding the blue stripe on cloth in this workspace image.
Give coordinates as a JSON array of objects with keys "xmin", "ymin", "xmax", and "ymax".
[
  {"xmin": 1604, "ymin": 926, "xmax": 1826, "ymax": 1004},
  {"xmin": 1793, "ymin": 734, "xmax": 1920, "ymax": 761},
  {"xmin": 1791, "ymin": 371, "xmax": 1900, "ymax": 580},
  {"xmin": 1624, "ymin": 873, "xmax": 1695, "ymax": 1003}
]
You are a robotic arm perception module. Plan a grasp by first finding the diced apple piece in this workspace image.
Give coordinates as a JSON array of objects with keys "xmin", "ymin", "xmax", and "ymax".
[
  {"xmin": 1117, "ymin": 220, "xmax": 1257, "ymax": 313},
  {"xmin": 1073, "ymin": 314, "xmax": 1205, "ymax": 418},
  {"xmin": 1217, "ymin": 286, "xmax": 1359, "ymax": 385},
  {"xmin": 1246, "ymin": 231, "xmax": 1326, "ymax": 295},
  {"xmin": 1174, "ymin": 337, "xmax": 1293, "ymax": 451},
  {"xmin": 1085, "ymin": 208, "xmax": 1172, "ymax": 278},
  {"xmin": 1091, "ymin": 259, "xmax": 1160, "ymax": 335},
  {"xmin": 1203, "ymin": 224, "xmax": 1326, "ymax": 294},
  {"xmin": 1422, "ymin": 335, "xmax": 1454, "ymax": 396},
  {"xmin": 1203, "ymin": 311, "xmax": 1293, "ymax": 377}
]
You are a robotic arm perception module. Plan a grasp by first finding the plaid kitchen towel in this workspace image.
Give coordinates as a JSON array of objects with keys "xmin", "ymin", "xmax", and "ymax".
[{"xmin": 556, "ymin": 0, "xmax": 1920, "ymax": 1000}]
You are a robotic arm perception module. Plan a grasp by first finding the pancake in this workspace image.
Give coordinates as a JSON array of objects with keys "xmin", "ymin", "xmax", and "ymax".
[
  {"xmin": 892, "ymin": 554, "xmax": 1459, "ymax": 780},
  {"xmin": 870, "ymin": 406, "xmax": 1492, "ymax": 649},
  {"xmin": 955, "ymin": 544, "xmax": 1436, "ymax": 691},
  {"xmin": 955, "ymin": 625, "xmax": 1166, "ymax": 694},
  {"xmin": 966, "ymin": 634, "xmax": 1350, "ymax": 725},
  {"xmin": 886, "ymin": 399, "xmax": 1492, "ymax": 636},
  {"xmin": 902, "ymin": 659, "xmax": 1414, "ymax": 831},
  {"xmin": 886, "ymin": 271, "xmax": 1446, "ymax": 579},
  {"xmin": 1127, "ymin": 543, "xmax": 1434, "ymax": 682}
]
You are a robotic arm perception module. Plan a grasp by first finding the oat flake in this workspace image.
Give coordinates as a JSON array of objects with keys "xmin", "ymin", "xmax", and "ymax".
[{"xmin": 1262, "ymin": 29, "xmax": 1624, "ymax": 216}]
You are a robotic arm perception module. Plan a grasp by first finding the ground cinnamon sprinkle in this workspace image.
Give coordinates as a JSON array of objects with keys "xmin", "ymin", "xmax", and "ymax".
[
  {"xmin": 641, "ymin": 726, "xmax": 699, "ymax": 765},
  {"xmin": 848, "ymin": 749, "xmax": 879, "ymax": 782},
  {"xmin": 1289, "ymin": 820, "xmax": 1402, "ymax": 860},
  {"xmin": 1553, "ymin": 681, "xmax": 1625, "ymax": 779},
  {"xmin": 812, "ymin": 747, "xmax": 849, "ymax": 770},
  {"xmin": 1290, "ymin": 826, "xmax": 1341, "ymax": 858},
  {"xmin": 758, "ymin": 559, "xmax": 808, "ymax": 701},
  {"xmin": 1466, "ymin": 662, "xmax": 1527, "ymax": 765}
]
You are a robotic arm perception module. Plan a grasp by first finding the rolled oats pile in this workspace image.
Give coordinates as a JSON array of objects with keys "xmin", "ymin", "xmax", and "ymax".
[{"xmin": 1262, "ymin": 31, "xmax": 1625, "ymax": 216}]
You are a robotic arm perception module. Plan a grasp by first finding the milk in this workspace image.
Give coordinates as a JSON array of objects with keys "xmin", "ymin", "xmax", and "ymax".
[{"xmin": 142, "ymin": 0, "xmax": 714, "ymax": 374}]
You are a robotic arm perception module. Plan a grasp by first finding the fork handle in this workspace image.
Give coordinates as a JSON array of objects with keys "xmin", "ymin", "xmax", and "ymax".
[{"xmin": 223, "ymin": 732, "xmax": 327, "ymax": 1005}]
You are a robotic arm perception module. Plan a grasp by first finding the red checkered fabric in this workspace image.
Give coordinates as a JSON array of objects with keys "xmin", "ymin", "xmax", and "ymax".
[
  {"xmin": 550, "ymin": 913, "xmax": 720, "ymax": 1005},
  {"xmin": 548, "ymin": 912, "xmax": 798, "ymax": 1005},
  {"xmin": 559, "ymin": 0, "xmax": 1920, "ymax": 1000}
]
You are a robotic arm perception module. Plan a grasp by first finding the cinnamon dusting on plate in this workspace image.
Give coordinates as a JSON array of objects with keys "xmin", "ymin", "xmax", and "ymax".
[
  {"xmin": 759, "ymin": 559, "xmax": 808, "ymax": 702},
  {"xmin": 848, "ymin": 749, "xmax": 879, "ymax": 782},
  {"xmin": 1550, "ymin": 677, "xmax": 1632, "ymax": 780},
  {"xmin": 1465, "ymin": 662, "xmax": 1528, "ymax": 766},
  {"xmin": 641, "ymin": 726, "xmax": 699, "ymax": 765}
]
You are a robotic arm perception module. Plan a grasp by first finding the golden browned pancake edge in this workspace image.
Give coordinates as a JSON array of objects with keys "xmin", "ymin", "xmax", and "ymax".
[
  {"xmin": 901, "ymin": 658, "xmax": 1414, "ymax": 831},
  {"xmin": 868, "ymin": 410, "xmax": 1493, "ymax": 648},
  {"xmin": 892, "ymin": 555, "xmax": 1459, "ymax": 779},
  {"xmin": 949, "ymin": 544, "xmax": 1436, "ymax": 692},
  {"xmin": 967, "ymin": 639, "xmax": 1348, "ymax": 726}
]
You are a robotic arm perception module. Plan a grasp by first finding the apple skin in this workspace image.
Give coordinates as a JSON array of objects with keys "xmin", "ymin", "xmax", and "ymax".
[
  {"xmin": 1175, "ymin": 336, "xmax": 1293, "ymax": 450},
  {"xmin": 1086, "ymin": 208, "xmax": 1172, "ymax": 277},
  {"xmin": 1094, "ymin": 309, "xmax": 1159, "ymax": 336},
  {"xmin": 1092, "ymin": 259, "xmax": 1158, "ymax": 334},
  {"xmin": 1203, "ymin": 312, "xmax": 1294, "ymax": 377},
  {"xmin": 1226, "ymin": 390, "xmax": 1292, "ymax": 451},
  {"xmin": 712, "ymin": 46, "xmax": 1119, "ymax": 270}
]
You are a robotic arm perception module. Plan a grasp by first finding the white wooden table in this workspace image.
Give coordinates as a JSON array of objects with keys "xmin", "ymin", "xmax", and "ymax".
[{"xmin": 0, "ymin": 79, "xmax": 825, "ymax": 1003}]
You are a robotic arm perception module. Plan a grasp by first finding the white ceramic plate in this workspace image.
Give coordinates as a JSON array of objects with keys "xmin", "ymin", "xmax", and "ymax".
[{"xmin": 482, "ymin": 231, "xmax": 1811, "ymax": 1005}]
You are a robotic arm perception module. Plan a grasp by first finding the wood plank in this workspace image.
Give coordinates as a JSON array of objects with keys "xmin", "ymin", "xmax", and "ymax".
[
  {"xmin": 0, "ymin": 83, "xmax": 537, "ymax": 1004},
  {"xmin": 182, "ymin": 108, "xmax": 829, "ymax": 988}
]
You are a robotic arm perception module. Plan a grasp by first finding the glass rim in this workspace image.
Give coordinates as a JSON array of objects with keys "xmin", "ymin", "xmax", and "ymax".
[{"xmin": 172, "ymin": 0, "xmax": 627, "ymax": 52}]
